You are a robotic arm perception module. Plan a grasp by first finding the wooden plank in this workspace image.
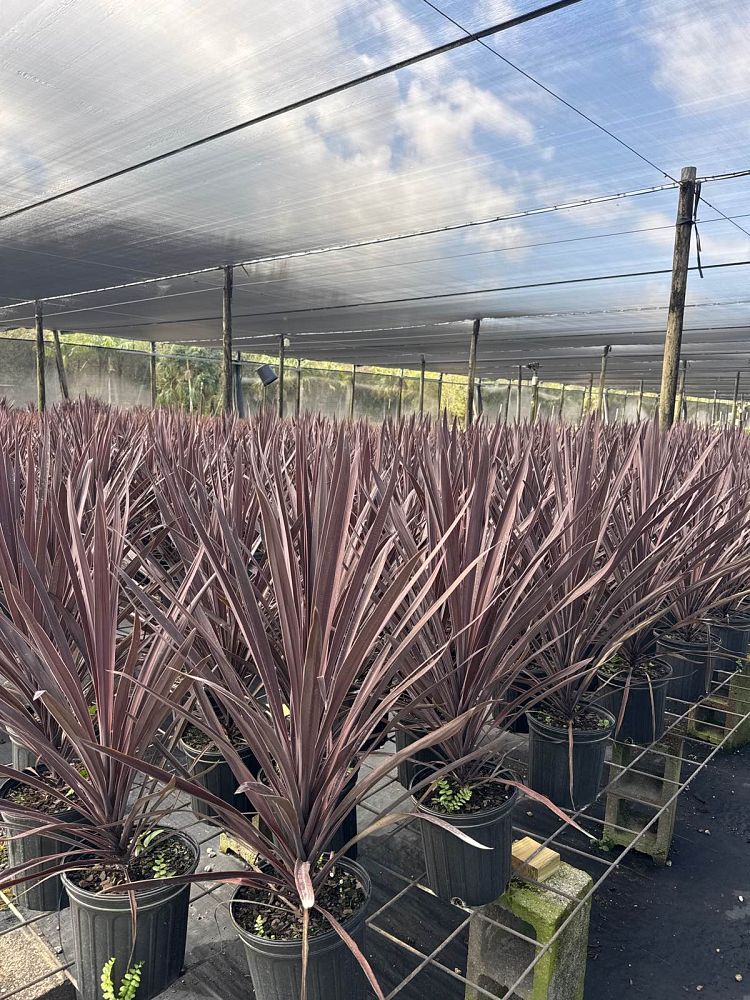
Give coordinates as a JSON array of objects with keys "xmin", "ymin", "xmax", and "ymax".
[{"xmin": 511, "ymin": 836, "xmax": 560, "ymax": 882}]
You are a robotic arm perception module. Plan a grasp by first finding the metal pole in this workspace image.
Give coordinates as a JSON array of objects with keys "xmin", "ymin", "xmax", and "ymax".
[
  {"xmin": 658, "ymin": 166, "xmax": 697, "ymax": 431},
  {"xmin": 349, "ymin": 363, "xmax": 357, "ymax": 420},
  {"xmin": 678, "ymin": 358, "xmax": 687, "ymax": 421},
  {"xmin": 222, "ymin": 265, "xmax": 233, "ymax": 413},
  {"xmin": 711, "ymin": 389, "xmax": 718, "ymax": 424},
  {"xmin": 557, "ymin": 384, "xmax": 565, "ymax": 422},
  {"xmin": 149, "ymin": 340, "xmax": 157, "ymax": 408},
  {"xmin": 418, "ymin": 355, "xmax": 426, "ymax": 417},
  {"xmin": 530, "ymin": 373, "xmax": 540, "ymax": 423},
  {"xmin": 34, "ymin": 300, "xmax": 45, "ymax": 412},
  {"xmin": 52, "ymin": 329, "xmax": 69, "ymax": 401},
  {"xmin": 277, "ymin": 335, "xmax": 285, "ymax": 418},
  {"xmin": 295, "ymin": 358, "xmax": 302, "ymax": 416},
  {"xmin": 597, "ymin": 345, "xmax": 611, "ymax": 414},
  {"xmin": 731, "ymin": 371, "xmax": 741, "ymax": 426},
  {"xmin": 466, "ymin": 318, "xmax": 481, "ymax": 425},
  {"xmin": 234, "ymin": 351, "xmax": 245, "ymax": 417},
  {"xmin": 515, "ymin": 365, "xmax": 522, "ymax": 422},
  {"xmin": 397, "ymin": 368, "xmax": 404, "ymax": 420},
  {"xmin": 437, "ymin": 372, "xmax": 444, "ymax": 416},
  {"xmin": 636, "ymin": 379, "xmax": 644, "ymax": 421},
  {"xmin": 503, "ymin": 380, "xmax": 512, "ymax": 423}
]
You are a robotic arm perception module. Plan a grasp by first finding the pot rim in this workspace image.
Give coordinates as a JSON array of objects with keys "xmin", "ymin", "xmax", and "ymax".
[
  {"xmin": 526, "ymin": 705, "xmax": 616, "ymax": 740},
  {"xmin": 60, "ymin": 827, "xmax": 199, "ymax": 904},
  {"xmin": 409, "ymin": 765, "xmax": 520, "ymax": 822},
  {"xmin": 229, "ymin": 856, "xmax": 371, "ymax": 949},
  {"xmin": 596, "ymin": 660, "xmax": 673, "ymax": 689}
]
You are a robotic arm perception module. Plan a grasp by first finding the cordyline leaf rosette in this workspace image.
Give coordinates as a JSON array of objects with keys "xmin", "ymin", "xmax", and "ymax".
[
  {"xmin": 110, "ymin": 429, "xmax": 516, "ymax": 1000},
  {"xmin": 383, "ymin": 421, "xmax": 603, "ymax": 783},
  {"xmin": 0, "ymin": 469, "xmax": 196, "ymax": 891}
]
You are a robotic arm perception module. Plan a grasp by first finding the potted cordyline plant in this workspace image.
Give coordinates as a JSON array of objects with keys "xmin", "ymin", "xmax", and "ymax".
[
  {"xmin": 0, "ymin": 466, "xmax": 198, "ymax": 1000},
  {"xmin": 593, "ymin": 425, "xmax": 750, "ymax": 743},
  {"xmin": 517, "ymin": 421, "xmax": 726, "ymax": 810},
  {"xmin": 385, "ymin": 423, "xmax": 593, "ymax": 905},
  {"xmin": 115, "ymin": 431, "xmax": 490, "ymax": 1000}
]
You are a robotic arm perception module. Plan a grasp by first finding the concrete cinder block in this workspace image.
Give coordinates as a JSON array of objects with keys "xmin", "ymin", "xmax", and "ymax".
[
  {"xmin": 465, "ymin": 863, "xmax": 593, "ymax": 1000},
  {"xmin": 603, "ymin": 735, "xmax": 683, "ymax": 865},
  {"xmin": 688, "ymin": 669, "xmax": 750, "ymax": 748}
]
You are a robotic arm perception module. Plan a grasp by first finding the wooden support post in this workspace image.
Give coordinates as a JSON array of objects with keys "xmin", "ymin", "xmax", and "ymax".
[
  {"xmin": 731, "ymin": 371, "xmax": 741, "ymax": 426},
  {"xmin": 397, "ymin": 369, "xmax": 404, "ymax": 420},
  {"xmin": 602, "ymin": 388, "xmax": 610, "ymax": 424},
  {"xmin": 503, "ymin": 380, "xmax": 512, "ymax": 423},
  {"xmin": 277, "ymin": 336, "xmax": 286, "ymax": 418},
  {"xmin": 295, "ymin": 359, "xmax": 302, "ymax": 416},
  {"xmin": 636, "ymin": 379, "xmax": 644, "ymax": 421},
  {"xmin": 34, "ymin": 300, "xmax": 45, "ymax": 412},
  {"xmin": 466, "ymin": 319, "xmax": 481, "ymax": 425},
  {"xmin": 658, "ymin": 166, "xmax": 697, "ymax": 431},
  {"xmin": 585, "ymin": 373, "xmax": 594, "ymax": 414},
  {"xmin": 516, "ymin": 365, "xmax": 522, "ymax": 422},
  {"xmin": 149, "ymin": 340, "xmax": 157, "ymax": 408},
  {"xmin": 222, "ymin": 265, "xmax": 234, "ymax": 413},
  {"xmin": 52, "ymin": 329, "xmax": 69, "ymax": 401},
  {"xmin": 418, "ymin": 355, "xmax": 426, "ymax": 417},
  {"xmin": 597, "ymin": 345, "xmax": 611, "ymax": 415},
  {"xmin": 557, "ymin": 384, "xmax": 565, "ymax": 422},
  {"xmin": 678, "ymin": 358, "xmax": 687, "ymax": 421},
  {"xmin": 711, "ymin": 389, "xmax": 718, "ymax": 424},
  {"xmin": 437, "ymin": 372, "xmax": 444, "ymax": 415},
  {"xmin": 349, "ymin": 364, "xmax": 357, "ymax": 420}
]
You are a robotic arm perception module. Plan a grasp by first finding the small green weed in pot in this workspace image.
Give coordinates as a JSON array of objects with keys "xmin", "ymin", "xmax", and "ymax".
[
  {"xmin": 101, "ymin": 958, "xmax": 143, "ymax": 1000},
  {"xmin": 429, "ymin": 777, "xmax": 472, "ymax": 814}
]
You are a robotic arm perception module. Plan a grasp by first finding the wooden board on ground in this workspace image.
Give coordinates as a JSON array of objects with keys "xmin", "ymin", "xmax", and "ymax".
[{"xmin": 512, "ymin": 836, "xmax": 560, "ymax": 882}]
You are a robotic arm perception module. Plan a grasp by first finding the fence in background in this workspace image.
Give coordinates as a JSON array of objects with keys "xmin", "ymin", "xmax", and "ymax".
[{"xmin": 0, "ymin": 336, "xmax": 741, "ymax": 425}]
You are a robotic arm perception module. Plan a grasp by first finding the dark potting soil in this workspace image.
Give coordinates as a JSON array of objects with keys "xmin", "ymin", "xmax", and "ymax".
[
  {"xmin": 5, "ymin": 774, "xmax": 77, "ymax": 813},
  {"xmin": 181, "ymin": 723, "xmax": 246, "ymax": 752},
  {"xmin": 599, "ymin": 659, "xmax": 671, "ymax": 681},
  {"xmin": 233, "ymin": 861, "xmax": 366, "ymax": 941},
  {"xmin": 426, "ymin": 772, "xmax": 513, "ymax": 815},
  {"xmin": 66, "ymin": 833, "xmax": 193, "ymax": 893},
  {"xmin": 533, "ymin": 705, "xmax": 612, "ymax": 732}
]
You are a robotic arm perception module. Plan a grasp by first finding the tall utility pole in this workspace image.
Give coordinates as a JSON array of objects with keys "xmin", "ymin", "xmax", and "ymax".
[
  {"xmin": 222, "ymin": 265, "xmax": 234, "ymax": 413},
  {"xmin": 658, "ymin": 166, "xmax": 697, "ymax": 431},
  {"xmin": 466, "ymin": 319, "xmax": 481, "ymax": 425}
]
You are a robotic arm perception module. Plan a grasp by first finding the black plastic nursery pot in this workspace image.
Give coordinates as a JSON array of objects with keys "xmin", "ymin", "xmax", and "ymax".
[
  {"xmin": 710, "ymin": 611, "xmax": 750, "ymax": 681},
  {"xmin": 9, "ymin": 736, "xmax": 37, "ymax": 772},
  {"xmin": 411, "ymin": 767, "xmax": 519, "ymax": 907},
  {"xmin": 231, "ymin": 859, "xmax": 371, "ymax": 1000},
  {"xmin": 656, "ymin": 631, "xmax": 717, "ymax": 703},
  {"xmin": 179, "ymin": 735, "xmax": 258, "ymax": 820},
  {"xmin": 527, "ymin": 706, "xmax": 615, "ymax": 811},
  {"xmin": 596, "ymin": 663, "xmax": 673, "ymax": 745},
  {"xmin": 61, "ymin": 831, "xmax": 199, "ymax": 1000},
  {"xmin": 395, "ymin": 726, "xmax": 447, "ymax": 789},
  {"xmin": 0, "ymin": 776, "xmax": 79, "ymax": 912}
]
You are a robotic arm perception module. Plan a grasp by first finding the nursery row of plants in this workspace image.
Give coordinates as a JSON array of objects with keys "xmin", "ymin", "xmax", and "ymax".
[{"xmin": 1, "ymin": 401, "xmax": 750, "ymax": 1000}]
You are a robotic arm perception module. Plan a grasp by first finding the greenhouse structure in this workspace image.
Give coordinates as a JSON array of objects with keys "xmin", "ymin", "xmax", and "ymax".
[{"xmin": 1, "ymin": 3, "xmax": 749, "ymax": 1000}]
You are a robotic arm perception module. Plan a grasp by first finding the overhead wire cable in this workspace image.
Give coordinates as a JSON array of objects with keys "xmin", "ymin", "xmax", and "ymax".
[
  {"xmin": 420, "ymin": 0, "xmax": 750, "ymax": 242},
  {"xmin": 41, "ymin": 259, "xmax": 750, "ymax": 332},
  {"xmin": 0, "ymin": 0, "xmax": 585, "ymax": 226}
]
